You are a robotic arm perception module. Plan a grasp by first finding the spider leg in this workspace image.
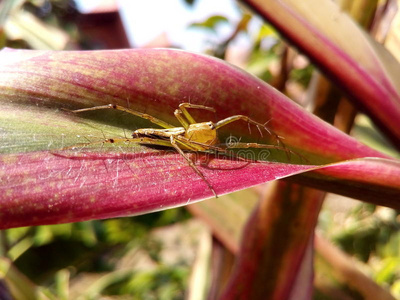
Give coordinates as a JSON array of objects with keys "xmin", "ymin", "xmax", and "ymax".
[
  {"xmin": 214, "ymin": 115, "xmax": 283, "ymax": 146},
  {"xmin": 60, "ymin": 135, "xmax": 218, "ymax": 196},
  {"xmin": 70, "ymin": 104, "xmax": 175, "ymax": 129},
  {"xmin": 60, "ymin": 137, "xmax": 174, "ymax": 151},
  {"xmin": 174, "ymin": 102, "xmax": 216, "ymax": 129},
  {"xmin": 169, "ymin": 135, "xmax": 218, "ymax": 198},
  {"xmin": 223, "ymin": 142, "xmax": 308, "ymax": 163},
  {"xmin": 174, "ymin": 136, "xmax": 252, "ymax": 165}
]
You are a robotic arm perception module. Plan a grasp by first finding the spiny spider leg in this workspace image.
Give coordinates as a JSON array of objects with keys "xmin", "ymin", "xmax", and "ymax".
[
  {"xmin": 175, "ymin": 135, "xmax": 243, "ymax": 160},
  {"xmin": 224, "ymin": 142, "xmax": 308, "ymax": 163},
  {"xmin": 175, "ymin": 135, "xmax": 305, "ymax": 163},
  {"xmin": 64, "ymin": 102, "xmax": 307, "ymax": 198},
  {"xmin": 70, "ymin": 104, "xmax": 175, "ymax": 129},
  {"xmin": 214, "ymin": 115, "xmax": 283, "ymax": 145},
  {"xmin": 169, "ymin": 135, "xmax": 218, "ymax": 198}
]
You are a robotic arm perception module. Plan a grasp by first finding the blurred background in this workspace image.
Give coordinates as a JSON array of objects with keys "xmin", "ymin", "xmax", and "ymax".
[{"xmin": 0, "ymin": 0, "xmax": 399, "ymax": 299}]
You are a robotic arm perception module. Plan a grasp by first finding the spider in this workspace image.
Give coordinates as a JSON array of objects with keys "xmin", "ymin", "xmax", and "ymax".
[{"xmin": 69, "ymin": 102, "xmax": 298, "ymax": 197}]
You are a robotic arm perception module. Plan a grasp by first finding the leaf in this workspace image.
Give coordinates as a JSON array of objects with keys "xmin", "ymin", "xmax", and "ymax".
[
  {"xmin": 0, "ymin": 48, "xmax": 398, "ymax": 229},
  {"xmin": 3, "ymin": 3, "xmax": 69, "ymax": 50},
  {"xmin": 188, "ymin": 188, "xmax": 396, "ymax": 300},
  {"xmin": 0, "ymin": 48, "xmax": 384, "ymax": 161},
  {"xmin": 242, "ymin": 0, "xmax": 400, "ymax": 148},
  {"xmin": 190, "ymin": 15, "xmax": 229, "ymax": 33},
  {"xmin": 220, "ymin": 182, "xmax": 322, "ymax": 300},
  {"xmin": 293, "ymin": 158, "xmax": 400, "ymax": 208},
  {"xmin": 0, "ymin": 150, "xmax": 314, "ymax": 229},
  {"xmin": 0, "ymin": 258, "xmax": 53, "ymax": 299}
]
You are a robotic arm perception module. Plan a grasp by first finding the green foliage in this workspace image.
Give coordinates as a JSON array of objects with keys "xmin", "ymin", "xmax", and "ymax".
[
  {"xmin": 319, "ymin": 202, "xmax": 400, "ymax": 296},
  {"xmin": 246, "ymin": 45, "xmax": 278, "ymax": 82},
  {"xmin": 2, "ymin": 208, "xmax": 192, "ymax": 298},
  {"xmin": 115, "ymin": 267, "xmax": 188, "ymax": 299},
  {"xmin": 289, "ymin": 63, "xmax": 314, "ymax": 88},
  {"xmin": 190, "ymin": 15, "xmax": 229, "ymax": 34}
]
